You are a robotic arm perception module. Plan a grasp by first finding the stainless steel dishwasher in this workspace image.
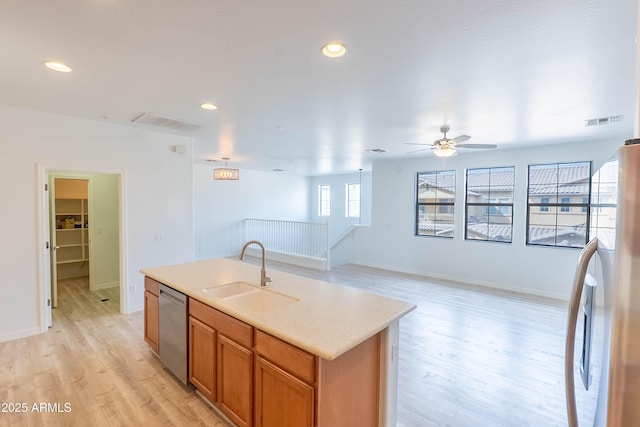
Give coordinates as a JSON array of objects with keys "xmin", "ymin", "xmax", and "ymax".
[{"xmin": 159, "ymin": 284, "xmax": 188, "ymax": 385}]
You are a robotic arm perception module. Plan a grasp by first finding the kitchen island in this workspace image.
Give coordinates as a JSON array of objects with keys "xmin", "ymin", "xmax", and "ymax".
[{"xmin": 141, "ymin": 257, "xmax": 416, "ymax": 427}]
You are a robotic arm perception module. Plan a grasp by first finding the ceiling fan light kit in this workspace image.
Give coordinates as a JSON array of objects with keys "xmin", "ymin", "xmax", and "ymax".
[{"xmin": 433, "ymin": 147, "xmax": 456, "ymax": 158}]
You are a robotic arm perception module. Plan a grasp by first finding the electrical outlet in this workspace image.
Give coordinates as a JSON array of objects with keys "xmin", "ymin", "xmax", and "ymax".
[{"xmin": 129, "ymin": 285, "xmax": 136, "ymax": 294}]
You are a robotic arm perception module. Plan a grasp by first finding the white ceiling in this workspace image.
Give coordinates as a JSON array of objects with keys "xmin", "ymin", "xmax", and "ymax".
[{"xmin": 1, "ymin": 0, "xmax": 637, "ymax": 175}]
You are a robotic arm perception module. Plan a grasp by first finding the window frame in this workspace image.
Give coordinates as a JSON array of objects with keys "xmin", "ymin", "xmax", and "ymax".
[
  {"xmin": 464, "ymin": 166, "xmax": 515, "ymax": 243},
  {"xmin": 526, "ymin": 161, "xmax": 592, "ymax": 248},
  {"xmin": 415, "ymin": 170, "xmax": 456, "ymax": 238},
  {"xmin": 345, "ymin": 183, "xmax": 361, "ymax": 218},
  {"xmin": 318, "ymin": 184, "xmax": 331, "ymax": 217}
]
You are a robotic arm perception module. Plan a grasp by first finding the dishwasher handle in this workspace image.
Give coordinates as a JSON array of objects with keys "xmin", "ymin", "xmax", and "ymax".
[{"xmin": 159, "ymin": 284, "xmax": 187, "ymax": 305}]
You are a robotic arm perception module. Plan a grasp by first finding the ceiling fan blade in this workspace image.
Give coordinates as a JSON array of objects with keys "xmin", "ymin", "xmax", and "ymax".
[
  {"xmin": 454, "ymin": 143, "xmax": 498, "ymax": 149},
  {"xmin": 405, "ymin": 148, "xmax": 432, "ymax": 154},
  {"xmin": 404, "ymin": 142, "xmax": 432, "ymax": 146},
  {"xmin": 451, "ymin": 135, "xmax": 471, "ymax": 143}
]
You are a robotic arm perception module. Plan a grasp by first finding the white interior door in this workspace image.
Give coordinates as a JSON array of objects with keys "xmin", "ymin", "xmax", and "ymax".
[{"xmin": 48, "ymin": 175, "xmax": 59, "ymax": 308}]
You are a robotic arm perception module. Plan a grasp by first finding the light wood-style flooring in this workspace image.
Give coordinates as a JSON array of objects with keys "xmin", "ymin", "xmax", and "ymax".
[
  {"xmin": 0, "ymin": 263, "xmax": 570, "ymax": 426},
  {"xmin": 0, "ymin": 277, "xmax": 226, "ymax": 427},
  {"xmin": 242, "ymin": 259, "xmax": 571, "ymax": 427}
]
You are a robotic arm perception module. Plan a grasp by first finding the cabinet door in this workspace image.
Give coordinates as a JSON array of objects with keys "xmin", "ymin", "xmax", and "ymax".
[
  {"xmin": 255, "ymin": 356, "xmax": 314, "ymax": 427},
  {"xmin": 143, "ymin": 290, "xmax": 159, "ymax": 353},
  {"xmin": 189, "ymin": 316, "xmax": 216, "ymax": 402},
  {"xmin": 218, "ymin": 334, "xmax": 253, "ymax": 427}
]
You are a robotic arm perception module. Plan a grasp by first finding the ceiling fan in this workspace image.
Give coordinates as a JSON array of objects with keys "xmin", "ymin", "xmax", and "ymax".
[{"xmin": 405, "ymin": 125, "xmax": 497, "ymax": 157}]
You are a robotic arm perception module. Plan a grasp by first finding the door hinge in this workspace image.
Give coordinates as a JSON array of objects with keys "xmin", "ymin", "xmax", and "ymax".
[
  {"xmin": 47, "ymin": 299, "xmax": 51, "ymax": 307},
  {"xmin": 46, "ymin": 241, "xmax": 50, "ymax": 249},
  {"xmin": 45, "ymin": 183, "xmax": 48, "ymax": 191}
]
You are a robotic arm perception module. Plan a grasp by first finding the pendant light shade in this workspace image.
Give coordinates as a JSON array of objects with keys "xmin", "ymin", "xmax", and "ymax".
[{"xmin": 213, "ymin": 157, "xmax": 240, "ymax": 180}]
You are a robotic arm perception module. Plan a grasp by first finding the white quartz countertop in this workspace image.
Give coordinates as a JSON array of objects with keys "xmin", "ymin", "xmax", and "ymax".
[{"xmin": 140, "ymin": 258, "xmax": 416, "ymax": 360}]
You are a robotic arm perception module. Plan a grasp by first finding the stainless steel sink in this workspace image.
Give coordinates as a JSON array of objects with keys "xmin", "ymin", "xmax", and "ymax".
[{"xmin": 203, "ymin": 281, "xmax": 257, "ymax": 298}]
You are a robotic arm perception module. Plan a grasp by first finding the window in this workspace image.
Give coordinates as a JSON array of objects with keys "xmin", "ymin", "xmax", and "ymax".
[
  {"xmin": 527, "ymin": 161, "xmax": 591, "ymax": 248},
  {"xmin": 318, "ymin": 185, "xmax": 331, "ymax": 216},
  {"xmin": 345, "ymin": 183, "xmax": 360, "ymax": 218},
  {"xmin": 415, "ymin": 170, "xmax": 455, "ymax": 238},
  {"xmin": 465, "ymin": 166, "xmax": 515, "ymax": 243},
  {"xmin": 540, "ymin": 197, "xmax": 549, "ymax": 212},
  {"xmin": 582, "ymin": 197, "xmax": 589, "ymax": 213}
]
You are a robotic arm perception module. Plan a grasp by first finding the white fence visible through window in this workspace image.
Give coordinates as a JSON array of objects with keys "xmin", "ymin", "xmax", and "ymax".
[{"xmin": 243, "ymin": 219, "xmax": 329, "ymax": 262}]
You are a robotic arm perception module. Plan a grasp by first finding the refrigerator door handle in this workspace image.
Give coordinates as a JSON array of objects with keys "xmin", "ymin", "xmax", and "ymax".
[{"xmin": 565, "ymin": 237, "xmax": 599, "ymax": 427}]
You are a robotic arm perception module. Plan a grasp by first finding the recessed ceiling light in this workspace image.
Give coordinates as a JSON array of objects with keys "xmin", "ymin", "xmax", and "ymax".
[
  {"xmin": 201, "ymin": 103, "xmax": 218, "ymax": 110},
  {"xmin": 322, "ymin": 42, "xmax": 346, "ymax": 58},
  {"xmin": 44, "ymin": 61, "xmax": 72, "ymax": 72}
]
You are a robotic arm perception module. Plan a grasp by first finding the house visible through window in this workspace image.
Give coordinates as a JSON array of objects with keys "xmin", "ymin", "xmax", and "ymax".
[
  {"xmin": 345, "ymin": 183, "xmax": 360, "ymax": 218},
  {"xmin": 526, "ymin": 161, "xmax": 591, "ymax": 248},
  {"xmin": 415, "ymin": 170, "xmax": 455, "ymax": 238},
  {"xmin": 318, "ymin": 184, "xmax": 331, "ymax": 216},
  {"xmin": 465, "ymin": 166, "xmax": 515, "ymax": 243}
]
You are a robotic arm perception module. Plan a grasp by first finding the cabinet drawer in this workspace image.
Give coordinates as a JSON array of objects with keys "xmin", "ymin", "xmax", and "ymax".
[
  {"xmin": 144, "ymin": 276, "xmax": 160, "ymax": 296},
  {"xmin": 189, "ymin": 298, "xmax": 253, "ymax": 348},
  {"xmin": 255, "ymin": 330, "xmax": 315, "ymax": 384}
]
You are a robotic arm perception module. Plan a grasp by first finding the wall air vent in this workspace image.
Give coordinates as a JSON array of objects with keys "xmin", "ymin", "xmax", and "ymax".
[
  {"xmin": 131, "ymin": 112, "xmax": 206, "ymax": 133},
  {"xmin": 366, "ymin": 148, "xmax": 387, "ymax": 153},
  {"xmin": 584, "ymin": 115, "xmax": 623, "ymax": 127}
]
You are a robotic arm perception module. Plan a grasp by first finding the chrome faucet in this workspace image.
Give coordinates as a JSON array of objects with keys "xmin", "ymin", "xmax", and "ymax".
[{"xmin": 239, "ymin": 240, "xmax": 272, "ymax": 286}]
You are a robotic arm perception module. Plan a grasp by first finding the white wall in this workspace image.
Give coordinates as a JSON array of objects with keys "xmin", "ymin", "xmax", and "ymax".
[
  {"xmin": 90, "ymin": 173, "xmax": 120, "ymax": 289},
  {"xmin": 0, "ymin": 105, "xmax": 194, "ymax": 341},
  {"xmin": 308, "ymin": 171, "xmax": 372, "ymax": 244},
  {"xmin": 352, "ymin": 139, "xmax": 621, "ymax": 300},
  {"xmin": 194, "ymin": 164, "xmax": 309, "ymax": 259}
]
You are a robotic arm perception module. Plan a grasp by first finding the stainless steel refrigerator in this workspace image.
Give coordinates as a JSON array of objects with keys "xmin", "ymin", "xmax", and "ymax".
[{"xmin": 565, "ymin": 139, "xmax": 640, "ymax": 426}]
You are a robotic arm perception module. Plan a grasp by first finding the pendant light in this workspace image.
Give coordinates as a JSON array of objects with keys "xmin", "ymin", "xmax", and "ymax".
[{"xmin": 213, "ymin": 157, "xmax": 239, "ymax": 180}]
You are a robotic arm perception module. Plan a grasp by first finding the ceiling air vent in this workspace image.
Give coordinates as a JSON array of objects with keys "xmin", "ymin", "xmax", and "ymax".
[
  {"xmin": 366, "ymin": 148, "xmax": 387, "ymax": 153},
  {"xmin": 584, "ymin": 115, "xmax": 623, "ymax": 127},
  {"xmin": 131, "ymin": 112, "xmax": 206, "ymax": 133}
]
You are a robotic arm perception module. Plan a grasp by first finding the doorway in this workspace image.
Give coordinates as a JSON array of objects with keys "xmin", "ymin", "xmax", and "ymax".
[
  {"xmin": 49, "ymin": 177, "xmax": 91, "ymax": 307},
  {"xmin": 39, "ymin": 167, "xmax": 126, "ymax": 329}
]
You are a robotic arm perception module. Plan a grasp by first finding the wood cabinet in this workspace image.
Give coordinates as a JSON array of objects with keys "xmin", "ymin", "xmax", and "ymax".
[
  {"xmin": 218, "ymin": 335, "xmax": 253, "ymax": 427},
  {"xmin": 180, "ymin": 294, "xmax": 381, "ymax": 427},
  {"xmin": 143, "ymin": 277, "xmax": 160, "ymax": 353},
  {"xmin": 254, "ymin": 328, "xmax": 315, "ymax": 426},
  {"xmin": 255, "ymin": 329, "xmax": 381, "ymax": 427},
  {"xmin": 255, "ymin": 356, "xmax": 314, "ymax": 427},
  {"xmin": 189, "ymin": 316, "xmax": 216, "ymax": 402},
  {"xmin": 189, "ymin": 298, "xmax": 253, "ymax": 427}
]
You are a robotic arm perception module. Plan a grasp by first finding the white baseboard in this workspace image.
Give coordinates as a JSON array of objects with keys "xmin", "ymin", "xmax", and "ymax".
[
  {"xmin": 350, "ymin": 260, "xmax": 568, "ymax": 302},
  {"xmin": 0, "ymin": 327, "xmax": 42, "ymax": 343},
  {"xmin": 93, "ymin": 281, "xmax": 120, "ymax": 291},
  {"xmin": 128, "ymin": 303, "xmax": 144, "ymax": 314}
]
